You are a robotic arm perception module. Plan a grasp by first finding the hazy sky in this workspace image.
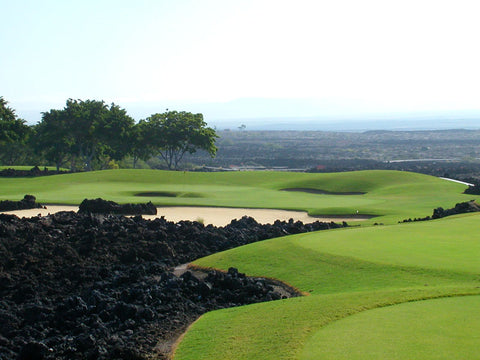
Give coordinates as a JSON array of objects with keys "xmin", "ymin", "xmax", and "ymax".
[{"xmin": 2, "ymin": 0, "xmax": 480, "ymax": 124}]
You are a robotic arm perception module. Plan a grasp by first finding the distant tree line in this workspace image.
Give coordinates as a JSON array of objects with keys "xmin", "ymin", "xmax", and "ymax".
[{"xmin": 0, "ymin": 97, "xmax": 217, "ymax": 171}]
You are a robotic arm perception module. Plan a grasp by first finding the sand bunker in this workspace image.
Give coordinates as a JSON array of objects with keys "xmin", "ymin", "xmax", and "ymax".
[
  {"xmin": 281, "ymin": 188, "xmax": 366, "ymax": 195},
  {"xmin": 2, "ymin": 205, "xmax": 368, "ymax": 227}
]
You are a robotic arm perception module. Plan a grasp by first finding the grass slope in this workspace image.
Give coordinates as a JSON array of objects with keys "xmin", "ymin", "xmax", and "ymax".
[
  {"xmin": 174, "ymin": 288, "xmax": 480, "ymax": 360},
  {"xmin": 0, "ymin": 169, "xmax": 473, "ymax": 224},
  {"xmin": 175, "ymin": 214, "xmax": 480, "ymax": 359},
  {"xmin": 302, "ymin": 295, "xmax": 480, "ymax": 360}
]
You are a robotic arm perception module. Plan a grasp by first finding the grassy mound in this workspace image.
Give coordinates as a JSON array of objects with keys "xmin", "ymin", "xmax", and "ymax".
[
  {"xmin": 302, "ymin": 295, "xmax": 480, "ymax": 360},
  {"xmin": 175, "ymin": 214, "xmax": 480, "ymax": 359}
]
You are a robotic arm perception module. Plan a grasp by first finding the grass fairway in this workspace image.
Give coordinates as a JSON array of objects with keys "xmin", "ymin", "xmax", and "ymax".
[
  {"xmin": 301, "ymin": 295, "xmax": 480, "ymax": 360},
  {"xmin": 175, "ymin": 214, "xmax": 480, "ymax": 359},
  {"xmin": 0, "ymin": 169, "xmax": 474, "ymax": 224},
  {"xmin": 1, "ymin": 168, "xmax": 478, "ymax": 358}
]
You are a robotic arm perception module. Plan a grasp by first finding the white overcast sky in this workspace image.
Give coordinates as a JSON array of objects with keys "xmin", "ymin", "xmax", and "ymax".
[{"xmin": 2, "ymin": 0, "xmax": 480, "ymax": 124}]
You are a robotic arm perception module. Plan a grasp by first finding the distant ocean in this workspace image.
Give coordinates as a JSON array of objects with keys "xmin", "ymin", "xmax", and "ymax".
[{"xmin": 209, "ymin": 117, "xmax": 480, "ymax": 132}]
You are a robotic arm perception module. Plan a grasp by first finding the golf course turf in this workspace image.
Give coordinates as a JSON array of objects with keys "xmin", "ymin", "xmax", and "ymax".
[
  {"xmin": 178, "ymin": 215, "xmax": 480, "ymax": 359},
  {"xmin": 1, "ymin": 168, "xmax": 478, "ymax": 359},
  {"xmin": 0, "ymin": 169, "xmax": 472, "ymax": 224}
]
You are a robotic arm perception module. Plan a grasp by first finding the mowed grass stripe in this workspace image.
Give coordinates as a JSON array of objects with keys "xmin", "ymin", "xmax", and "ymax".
[
  {"xmin": 193, "ymin": 215, "xmax": 480, "ymax": 293},
  {"xmin": 296, "ymin": 214, "xmax": 480, "ymax": 275},
  {"xmin": 174, "ymin": 287, "xmax": 480, "ymax": 360},
  {"xmin": 301, "ymin": 295, "xmax": 480, "ymax": 360},
  {"xmin": 180, "ymin": 215, "xmax": 480, "ymax": 359}
]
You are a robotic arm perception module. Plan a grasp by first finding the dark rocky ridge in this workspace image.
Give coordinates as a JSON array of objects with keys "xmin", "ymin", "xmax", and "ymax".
[
  {"xmin": 400, "ymin": 200, "xmax": 480, "ymax": 223},
  {"xmin": 0, "ymin": 211, "xmax": 346, "ymax": 359},
  {"xmin": 78, "ymin": 198, "xmax": 157, "ymax": 215},
  {"xmin": 0, "ymin": 167, "xmax": 69, "ymax": 178},
  {"xmin": 0, "ymin": 195, "xmax": 45, "ymax": 212}
]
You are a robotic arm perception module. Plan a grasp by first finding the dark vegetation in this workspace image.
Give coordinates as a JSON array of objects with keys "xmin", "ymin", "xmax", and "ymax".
[
  {"xmin": 0, "ymin": 206, "xmax": 346, "ymax": 359},
  {"xmin": 400, "ymin": 200, "xmax": 480, "ymax": 223},
  {"xmin": 0, "ymin": 97, "xmax": 217, "ymax": 171}
]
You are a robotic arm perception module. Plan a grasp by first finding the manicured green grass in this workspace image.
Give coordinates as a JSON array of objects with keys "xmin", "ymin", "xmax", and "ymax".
[
  {"xmin": 301, "ymin": 295, "xmax": 480, "ymax": 360},
  {"xmin": 193, "ymin": 215, "xmax": 480, "ymax": 293},
  {"xmin": 0, "ymin": 169, "xmax": 473, "ymax": 224},
  {"xmin": 1, "ymin": 168, "xmax": 477, "ymax": 358},
  {"xmin": 175, "ymin": 214, "xmax": 480, "ymax": 359},
  {"xmin": 174, "ymin": 288, "xmax": 480, "ymax": 360}
]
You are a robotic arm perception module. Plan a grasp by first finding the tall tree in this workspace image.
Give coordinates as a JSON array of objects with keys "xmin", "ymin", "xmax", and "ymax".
[
  {"xmin": 128, "ymin": 120, "xmax": 154, "ymax": 168},
  {"xmin": 37, "ymin": 99, "xmax": 135, "ymax": 171},
  {"xmin": 144, "ymin": 110, "xmax": 218, "ymax": 170},
  {"xmin": 34, "ymin": 109, "xmax": 74, "ymax": 171},
  {"xmin": 64, "ymin": 99, "xmax": 108, "ymax": 171},
  {"xmin": 0, "ymin": 97, "xmax": 31, "ymax": 165},
  {"xmin": 95, "ymin": 103, "xmax": 135, "ymax": 162}
]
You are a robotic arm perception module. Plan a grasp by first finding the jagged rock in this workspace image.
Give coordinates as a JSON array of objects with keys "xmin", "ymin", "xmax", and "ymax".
[
  {"xmin": 401, "ymin": 200, "xmax": 480, "ymax": 222},
  {"xmin": 78, "ymin": 198, "xmax": 157, "ymax": 215},
  {"xmin": 0, "ymin": 167, "xmax": 69, "ymax": 178},
  {"xmin": 0, "ymin": 195, "xmax": 45, "ymax": 212},
  {"xmin": 0, "ymin": 209, "xmax": 346, "ymax": 359}
]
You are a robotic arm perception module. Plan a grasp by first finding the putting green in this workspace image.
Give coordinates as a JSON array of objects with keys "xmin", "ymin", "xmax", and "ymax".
[
  {"xmin": 301, "ymin": 295, "xmax": 480, "ymax": 360},
  {"xmin": 193, "ymin": 214, "xmax": 480, "ymax": 294},
  {"xmin": 177, "ymin": 214, "xmax": 480, "ymax": 360}
]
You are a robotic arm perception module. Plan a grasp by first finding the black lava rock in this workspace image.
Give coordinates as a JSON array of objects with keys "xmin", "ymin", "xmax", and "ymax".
[
  {"xmin": 78, "ymin": 198, "xmax": 157, "ymax": 215},
  {"xmin": 0, "ymin": 195, "xmax": 45, "ymax": 212},
  {"xmin": 0, "ymin": 209, "xmax": 346, "ymax": 359}
]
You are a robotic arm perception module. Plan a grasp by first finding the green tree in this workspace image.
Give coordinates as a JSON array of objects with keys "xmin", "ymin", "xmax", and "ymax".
[
  {"xmin": 38, "ymin": 99, "xmax": 135, "ymax": 171},
  {"xmin": 96, "ymin": 103, "xmax": 135, "ymax": 162},
  {"xmin": 34, "ymin": 109, "xmax": 74, "ymax": 171},
  {"xmin": 144, "ymin": 110, "xmax": 218, "ymax": 170},
  {"xmin": 0, "ymin": 97, "xmax": 31, "ymax": 165},
  {"xmin": 128, "ymin": 120, "xmax": 155, "ymax": 168},
  {"xmin": 64, "ymin": 99, "xmax": 109, "ymax": 171}
]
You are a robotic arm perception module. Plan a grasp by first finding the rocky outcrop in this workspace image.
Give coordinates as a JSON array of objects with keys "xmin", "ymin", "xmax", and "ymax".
[
  {"xmin": 0, "ymin": 166, "xmax": 69, "ymax": 177},
  {"xmin": 0, "ymin": 195, "xmax": 45, "ymax": 212},
  {"xmin": 0, "ymin": 211, "xmax": 344, "ymax": 359},
  {"xmin": 78, "ymin": 198, "xmax": 157, "ymax": 215},
  {"xmin": 401, "ymin": 200, "xmax": 480, "ymax": 223},
  {"xmin": 432, "ymin": 200, "xmax": 480, "ymax": 218}
]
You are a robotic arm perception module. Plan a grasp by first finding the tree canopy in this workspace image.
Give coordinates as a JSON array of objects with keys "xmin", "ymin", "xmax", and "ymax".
[
  {"xmin": 0, "ymin": 97, "xmax": 31, "ymax": 165},
  {"xmin": 144, "ymin": 110, "xmax": 218, "ymax": 170},
  {"xmin": 0, "ymin": 97, "xmax": 218, "ymax": 171},
  {"xmin": 35, "ymin": 99, "xmax": 135, "ymax": 171}
]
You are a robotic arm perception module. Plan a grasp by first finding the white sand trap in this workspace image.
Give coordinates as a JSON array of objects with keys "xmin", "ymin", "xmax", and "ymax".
[{"xmin": 2, "ymin": 206, "xmax": 367, "ymax": 227}]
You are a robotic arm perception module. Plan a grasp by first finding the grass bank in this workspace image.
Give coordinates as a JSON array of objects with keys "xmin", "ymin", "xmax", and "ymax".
[{"xmin": 176, "ymin": 214, "xmax": 480, "ymax": 359}]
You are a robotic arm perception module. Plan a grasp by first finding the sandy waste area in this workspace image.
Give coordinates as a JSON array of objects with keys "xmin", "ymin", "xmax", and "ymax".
[{"xmin": 2, "ymin": 206, "xmax": 366, "ymax": 227}]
